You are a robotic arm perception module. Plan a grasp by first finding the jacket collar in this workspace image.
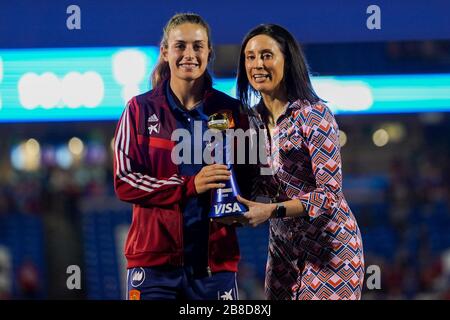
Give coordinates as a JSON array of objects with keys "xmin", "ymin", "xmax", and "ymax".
[{"xmin": 151, "ymin": 77, "xmax": 215, "ymax": 111}]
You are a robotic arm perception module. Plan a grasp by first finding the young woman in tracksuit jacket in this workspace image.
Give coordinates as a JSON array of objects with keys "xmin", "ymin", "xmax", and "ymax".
[{"xmin": 113, "ymin": 13, "xmax": 252, "ymax": 300}]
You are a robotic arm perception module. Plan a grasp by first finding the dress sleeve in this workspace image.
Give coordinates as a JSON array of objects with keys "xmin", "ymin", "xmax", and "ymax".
[{"xmin": 297, "ymin": 103, "xmax": 343, "ymax": 219}]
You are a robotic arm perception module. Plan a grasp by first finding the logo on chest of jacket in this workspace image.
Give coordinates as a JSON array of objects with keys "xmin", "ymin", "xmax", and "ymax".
[{"xmin": 147, "ymin": 114, "xmax": 160, "ymax": 135}]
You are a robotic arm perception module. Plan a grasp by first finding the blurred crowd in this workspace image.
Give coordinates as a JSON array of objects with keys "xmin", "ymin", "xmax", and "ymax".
[
  {"xmin": 362, "ymin": 152, "xmax": 450, "ymax": 299},
  {"xmin": 0, "ymin": 121, "xmax": 449, "ymax": 300}
]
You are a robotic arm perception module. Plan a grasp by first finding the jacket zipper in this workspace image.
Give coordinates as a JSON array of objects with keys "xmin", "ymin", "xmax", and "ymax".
[
  {"xmin": 180, "ymin": 206, "xmax": 184, "ymax": 267},
  {"xmin": 206, "ymin": 218, "xmax": 212, "ymax": 277},
  {"xmin": 175, "ymin": 164, "xmax": 184, "ymax": 267}
]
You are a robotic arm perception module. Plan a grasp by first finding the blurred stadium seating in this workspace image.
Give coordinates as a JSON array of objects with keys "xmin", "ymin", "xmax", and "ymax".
[{"xmin": 0, "ymin": 6, "xmax": 449, "ymax": 299}]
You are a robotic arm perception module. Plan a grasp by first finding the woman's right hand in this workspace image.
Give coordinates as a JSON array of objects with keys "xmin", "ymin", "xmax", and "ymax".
[{"xmin": 194, "ymin": 164, "xmax": 231, "ymax": 194}]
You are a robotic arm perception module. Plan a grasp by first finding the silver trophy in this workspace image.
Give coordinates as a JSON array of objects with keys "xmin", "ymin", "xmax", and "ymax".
[{"xmin": 207, "ymin": 112, "xmax": 247, "ymax": 219}]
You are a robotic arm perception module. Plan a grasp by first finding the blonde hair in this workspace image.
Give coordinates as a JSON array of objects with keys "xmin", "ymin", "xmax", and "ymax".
[{"xmin": 151, "ymin": 13, "xmax": 213, "ymax": 88}]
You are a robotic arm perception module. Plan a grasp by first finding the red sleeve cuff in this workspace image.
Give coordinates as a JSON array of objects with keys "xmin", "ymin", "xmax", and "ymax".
[{"xmin": 184, "ymin": 175, "xmax": 198, "ymax": 198}]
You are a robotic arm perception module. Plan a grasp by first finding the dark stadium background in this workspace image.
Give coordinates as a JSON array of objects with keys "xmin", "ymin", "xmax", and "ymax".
[{"xmin": 0, "ymin": 0, "xmax": 449, "ymax": 300}]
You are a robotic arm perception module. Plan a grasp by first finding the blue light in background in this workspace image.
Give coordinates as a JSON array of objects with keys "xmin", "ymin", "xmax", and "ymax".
[
  {"xmin": 1, "ymin": 46, "xmax": 450, "ymax": 122},
  {"xmin": 0, "ymin": 46, "xmax": 159, "ymax": 122}
]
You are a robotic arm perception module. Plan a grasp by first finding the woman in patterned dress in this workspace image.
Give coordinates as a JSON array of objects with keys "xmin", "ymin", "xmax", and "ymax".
[{"xmin": 236, "ymin": 24, "xmax": 365, "ymax": 300}]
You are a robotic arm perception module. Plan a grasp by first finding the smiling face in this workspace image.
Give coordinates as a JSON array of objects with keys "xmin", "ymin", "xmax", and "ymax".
[
  {"xmin": 244, "ymin": 34, "xmax": 285, "ymax": 96},
  {"xmin": 162, "ymin": 23, "xmax": 210, "ymax": 83}
]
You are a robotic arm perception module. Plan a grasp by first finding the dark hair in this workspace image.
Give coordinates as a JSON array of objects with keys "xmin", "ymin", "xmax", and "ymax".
[
  {"xmin": 151, "ymin": 13, "xmax": 213, "ymax": 88},
  {"xmin": 237, "ymin": 24, "xmax": 321, "ymax": 108}
]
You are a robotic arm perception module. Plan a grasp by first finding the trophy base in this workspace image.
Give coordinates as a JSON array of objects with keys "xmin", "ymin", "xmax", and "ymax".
[{"xmin": 211, "ymin": 213, "xmax": 248, "ymax": 226}]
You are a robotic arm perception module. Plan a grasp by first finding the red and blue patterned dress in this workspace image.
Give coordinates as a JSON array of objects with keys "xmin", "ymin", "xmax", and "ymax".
[{"xmin": 250, "ymin": 99, "xmax": 365, "ymax": 300}]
